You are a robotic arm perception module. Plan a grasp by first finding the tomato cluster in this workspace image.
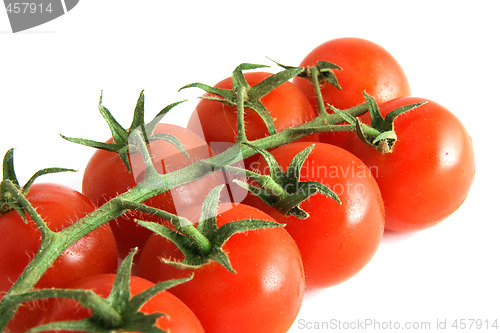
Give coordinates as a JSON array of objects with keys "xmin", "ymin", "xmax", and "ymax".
[{"xmin": 0, "ymin": 37, "xmax": 475, "ymax": 333}]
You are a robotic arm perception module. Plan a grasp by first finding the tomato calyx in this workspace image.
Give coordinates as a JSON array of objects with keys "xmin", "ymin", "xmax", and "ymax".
[
  {"xmin": 180, "ymin": 63, "xmax": 303, "ymax": 139},
  {"xmin": 0, "ymin": 148, "xmax": 75, "ymax": 218},
  {"xmin": 273, "ymin": 59, "xmax": 342, "ymax": 90},
  {"xmin": 272, "ymin": 59, "xmax": 342, "ymax": 117},
  {"xmin": 61, "ymin": 91, "xmax": 189, "ymax": 172},
  {"xmin": 23, "ymin": 249, "xmax": 192, "ymax": 333},
  {"xmin": 124, "ymin": 185, "xmax": 282, "ymax": 273},
  {"xmin": 331, "ymin": 93, "xmax": 426, "ymax": 153},
  {"xmin": 240, "ymin": 143, "xmax": 341, "ymax": 219}
]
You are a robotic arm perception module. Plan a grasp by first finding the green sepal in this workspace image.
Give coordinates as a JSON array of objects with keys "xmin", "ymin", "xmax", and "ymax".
[
  {"xmin": 29, "ymin": 318, "xmax": 113, "ymax": 333},
  {"xmin": 127, "ymin": 276, "xmax": 193, "ymax": 314},
  {"xmin": 2, "ymin": 149, "xmax": 20, "ymax": 189},
  {"xmin": 298, "ymin": 181, "xmax": 340, "ymax": 203},
  {"xmin": 284, "ymin": 144, "xmax": 314, "ymax": 182},
  {"xmin": 107, "ymin": 247, "xmax": 135, "ymax": 312},
  {"xmin": 315, "ymin": 61, "xmax": 342, "ymax": 90},
  {"xmin": 180, "ymin": 63, "xmax": 304, "ymax": 138},
  {"xmin": 60, "ymin": 135, "xmax": 121, "ymax": 152},
  {"xmin": 23, "ymin": 167, "xmax": 77, "ymax": 193},
  {"xmin": 146, "ymin": 100, "xmax": 187, "ymax": 136},
  {"xmin": 129, "ymin": 90, "xmax": 146, "ymax": 136},
  {"xmin": 245, "ymin": 99, "xmax": 276, "ymax": 136},
  {"xmin": 214, "ymin": 218, "xmax": 282, "ymax": 247},
  {"xmin": 232, "ymin": 63, "xmax": 270, "ymax": 91},
  {"xmin": 135, "ymin": 220, "xmax": 196, "ymax": 258},
  {"xmin": 197, "ymin": 94, "xmax": 230, "ymax": 104},
  {"xmin": 61, "ymin": 91, "xmax": 187, "ymax": 172},
  {"xmin": 240, "ymin": 144, "xmax": 341, "ymax": 219},
  {"xmin": 385, "ymin": 101, "xmax": 426, "ymax": 125},
  {"xmin": 0, "ymin": 149, "xmax": 76, "ymax": 219},
  {"xmin": 316, "ymin": 60, "xmax": 343, "ymax": 71},
  {"xmin": 248, "ymin": 66, "xmax": 303, "ymax": 101},
  {"xmin": 155, "ymin": 217, "xmax": 282, "ymax": 274},
  {"xmin": 139, "ymin": 132, "xmax": 190, "ymax": 159},
  {"xmin": 326, "ymin": 93, "xmax": 426, "ymax": 153},
  {"xmin": 206, "ymin": 247, "xmax": 234, "ymax": 273},
  {"xmin": 364, "ymin": 92, "xmax": 385, "ymax": 130},
  {"xmin": 233, "ymin": 179, "xmax": 277, "ymax": 208},
  {"xmin": 180, "ymin": 82, "xmax": 235, "ymax": 101},
  {"xmin": 353, "ymin": 93, "xmax": 427, "ymax": 152},
  {"xmin": 233, "ymin": 63, "xmax": 270, "ymax": 73},
  {"xmin": 28, "ymin": 249, "xmax": 192, "ymax": 333},
  {"xmin": 326, "ymin": 105, "xmax": 378, "ymax": 149},
  {"xmin": 354, "ymin": 118, "xmax": 377, "ymax": 148},
  {"xmin": 135, "ymin": 185, "xmax": 283, "ymax": 273},
  {"xmin": 271, "ymin": 58, "xmax": 342, "ymax": 90},
  {"xmin": 29, "ymin": 311, "xmax": 166, "ymax": 333},
  {"xmin": 243, "ymin": 143, "xmax": 284, "ymax": 181},
  {"xmin": 135, "ymin": 219, "xmax": 215, "ymax": 271},
  {"xmin": 98, "ymin": 91, "xmax": 129, "ymax": 147},
  {"xmin": 197, "ymin": 184, "xmax": 223, "ymax": 239},
  {"xmin": 245, "ymin": 67, "xmax": 304, "ymax": 137},
  {"xmin": 327, "ymin": 104, "xmax": 358, "ymax": 126}
]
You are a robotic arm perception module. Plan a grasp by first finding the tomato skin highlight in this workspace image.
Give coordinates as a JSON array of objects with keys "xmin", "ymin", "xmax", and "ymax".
[
  {"xmin": 186, "ymin": 71, "xmax": 319, "ymax": 156},
  {"xmin": 342, "ymin": 97, "xmax": 475, "ymax": 232},
  {"xmin": 0, "ymin": 183, "xmax": 118, "ymax": 333},
  {"xmin": 82, "ymin": 123, "xmax": 219, "ymax": 258},
  {"xmin": 39, "ymin": 274, "xmax": 204, "ymax": 333},
  {"xmin": 293, "ymin": 37, "xmax": 411, "ymax": 145},
  {"xmin": 245, "ymin": 142, "xmax": 385, "ymax": 288},
  {"xmin": 137, "ymin": 203, "xmax": 305, "ymax": 333}
]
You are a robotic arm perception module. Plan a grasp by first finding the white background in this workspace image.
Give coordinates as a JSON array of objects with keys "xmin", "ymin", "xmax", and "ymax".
[{"xmin": 1, "ymin": 1, "xmax": 499, "ymax": 332}]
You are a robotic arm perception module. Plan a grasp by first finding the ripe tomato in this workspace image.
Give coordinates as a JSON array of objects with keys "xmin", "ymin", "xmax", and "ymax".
[
  {"xmin": 136, "ymin": 203, "xmax": 305, "ymax": 333},
  {"xmin": 293, "ymin": 37, "xmax": 411, "ymax": 145},
  {"xmin": 82, "ymin": 123, "xmax": 220, "ymax": 258},
  {"xmin": 244, "ymin": 142, "xmax": 385, "ymax": 288},
  {"xmin": 342, "ymin": 97, "xmax": 475, "ymax": 232},
  {"xmin": 186, "ymin": 71, "xmax": 318, "ymax": 157},
  {"xmin": 0, "ymin": 183, "xmax": 118, "ymax": 333},
  {"xmin": 39, "ymin": 274, "xmax": 204, "ymax": 333}
]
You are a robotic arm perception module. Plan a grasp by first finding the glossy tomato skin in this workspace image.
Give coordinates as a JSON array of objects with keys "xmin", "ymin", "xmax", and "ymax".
[
  {"xmin": 0, "ymin": 183, "xmax": 118, "ymax": 333},
  {"xmin": 244, "ymin": 142, "xmax": 385, "ymax": 288},
  {"xmin": 39, "ymin": 274, "xmax": 204, "ymax": 333},
  {"xmin": 186, "ymin": 71, "xmax": 318, "ymax": 156},
  {"xmin": 82, "ymin": 123, "xmax": 219, "ymax": 258},
  {"xmin": 293, "ymin": 37, "xmax": 411, "ymax": 145},
  {"xmin": 137, "ymin": 203, "xmax": 305, "ymax": 333},
  {"xmin": 342, "ymin": 97, "xmax": 475, "ymax": 232}
]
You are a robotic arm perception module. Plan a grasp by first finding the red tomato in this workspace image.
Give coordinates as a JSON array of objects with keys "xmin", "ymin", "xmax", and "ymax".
[
  {"xmin": 293, "ymin": 37, "xmax": 411, "ymax": 145},
  {"xmin": 186, "ymin": 71, "xmax": 318, "ymax": 157},
  {"xmin": 0, "ymin": 183, "xmax": 118, "ymax": 333},
  {"xmin": 82, "ymin": 123, "xmax": 220, "ymax": 258},
  {"xmin": 136, "ymin": 203, "xmax": 305, "ymax": 333},
  {"xmin": 342, "ymin": 97, "xmax": 475, "ymax": 232},
  {"xmin": 39, "ymin": 274, "xmax": 204, "ymax": 333},
  {"xmin": 244, "ymin": 142, "xmax": 385, "ymax": 288}
]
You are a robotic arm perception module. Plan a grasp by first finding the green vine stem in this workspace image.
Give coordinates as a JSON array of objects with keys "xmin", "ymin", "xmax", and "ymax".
[
  {"xmin": 6, "ymin": 288, "xmax": 123, "ymax": 328},
  {"xmin": 235, "ymin": 84, "xmax": 249, "ymax": 143},
  {"xmin": 118, "ymin": 200, "xmax": 212, "ymax": 255},
  {"xmin": 308, "ymin": 66, "xmax": 329, "ymax": 116},
  {"xmin": 0, "ymin": 95, "xmax": 369, "ymax": 331}
]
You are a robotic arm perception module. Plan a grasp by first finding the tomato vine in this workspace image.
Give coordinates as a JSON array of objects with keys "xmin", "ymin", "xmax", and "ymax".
[{"xmin": 0, "ymin": 39, "xmax": 473, "ymax": 332}]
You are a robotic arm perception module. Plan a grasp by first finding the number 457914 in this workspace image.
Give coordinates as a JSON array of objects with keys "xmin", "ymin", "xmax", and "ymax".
[
  {"xmin": 6, "ymin": 2, "xmax": 53, "ymax": 14},
  {"xmin": 452, "ymin": 319, "xmax": 498, "ymax": 330}
]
